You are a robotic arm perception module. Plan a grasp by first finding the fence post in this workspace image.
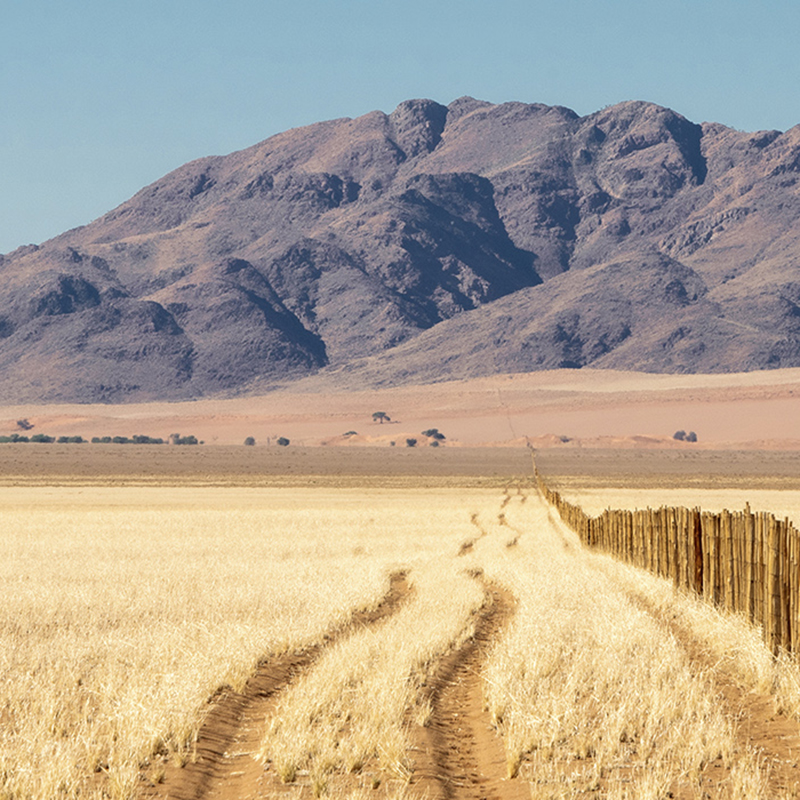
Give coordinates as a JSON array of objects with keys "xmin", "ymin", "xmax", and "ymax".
[
  {"xmin": 780, "ymin": 519, "xmax": 790, "ymax": 652},
  {"xmin": 533, "ymin": 468, "xmax": 797, "ymax": 658},
  {"xmin": 693, "ymin": 509, "xmax": 703, "ymax": 595},
  {"xmin": 723, "ymin": 510, "xmax": 734, "ymax": 613}
]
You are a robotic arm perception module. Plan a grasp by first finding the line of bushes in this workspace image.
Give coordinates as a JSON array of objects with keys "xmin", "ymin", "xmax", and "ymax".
[
  {"xmin": 91, "ymin": 435, "xmax": 165, "ymax": 444},
  {"xmin": 0, "ymin": 434, "xmax": 86, "ymax": 444},
  {"xmin": 0, "ymin": 434, "xmax": 200, "ymax": 445}
]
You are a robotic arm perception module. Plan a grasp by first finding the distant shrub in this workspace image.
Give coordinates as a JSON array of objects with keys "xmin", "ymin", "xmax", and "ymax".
[
  {"xmin": 277, "ymin": 437, "xmax": 290, "ymax": 447},
  {"xmin": 30, "ymin": 434, "xmax": 56, "ymax": 443},
  {"xmin": 686, "ymin": 431, "xmax": 698, "ymax": 443},
  {"xmin": 343, "ymin": 431, "xmax": 358, "ymax": 437},
  {"xmin": 169, "ymin": 433, "xmax": 199, "ymax": 445},
  {"xmin": 406, "ymin": 438, "xmax": 417, "ymax": 448},
  {"xmin": 94, "ymin": 435, "xmax": 161, "ymax": 444},
  {"xmin": 673, "ymin": 430, "xmax": 686, "ymax": 441},
  {"xmin": 0, "ymin": 434, "xmax": 29, "ymax": 443},
  {"xmin": 421, "ymin": 428, "xmax": 445, "ymax": 440},
  {"xmin": 430, "ymin": 440, "xmax": 440, "ymax": 447},
  {"xmin": 244, "ymin": 436, "xmax": 256, "ymax": 446},
  {"xmin": 16, "ymin": 419, "xmax": 33, "ymax": 431}
]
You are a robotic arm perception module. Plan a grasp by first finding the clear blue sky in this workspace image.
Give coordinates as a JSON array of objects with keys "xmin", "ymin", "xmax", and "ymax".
[{"xmin": 2, "ymin": 0, "xmax": 798, "ymax": 254}]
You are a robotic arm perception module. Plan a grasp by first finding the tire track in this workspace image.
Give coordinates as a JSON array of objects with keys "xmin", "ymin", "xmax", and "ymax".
[
  {"xmin": 139, "ymin": 572, "xmax": 410, "ymax": 800},
  {"xmin": 499, "ymin": 488, "xmax": 528, "ymax": 548},
  {"xmin": 461, "ymin": 488, "xmax": 529, "ymax": 556},
  {"xmin": 458, "ymin": 512, "xmax": 488, "ymax": 556},
  {"xmin": 626, "ymin": 589, "xmax": 800, "ymax": 797},
  {"xmin": 498, "ymin": 501, "xmax": 527, "ymax": 549},
  {"xmin": 409, "ymin": 579, "xmax": 528, "ymax": 800}
]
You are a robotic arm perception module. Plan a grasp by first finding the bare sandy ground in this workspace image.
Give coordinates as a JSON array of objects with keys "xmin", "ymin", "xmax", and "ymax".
[{"xmin": 2, "ymin": 367, "xmax": 800, "ymax": 448}]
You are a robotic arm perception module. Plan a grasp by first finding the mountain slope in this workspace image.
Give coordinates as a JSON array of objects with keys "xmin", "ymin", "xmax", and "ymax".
[{"xmin": 2, "ymin": 97, "xmax": 800, "ymax": 402}]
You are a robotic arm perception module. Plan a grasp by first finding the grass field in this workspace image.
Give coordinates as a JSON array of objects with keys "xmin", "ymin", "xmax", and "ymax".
[{"xmin": 4, "ymin": 448, "xmax": 800, "ymax": 798}]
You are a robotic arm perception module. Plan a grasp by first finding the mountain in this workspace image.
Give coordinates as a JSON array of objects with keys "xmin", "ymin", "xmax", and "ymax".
[{"xmin": 2, "ymin": 97, "xmax": 800, "ymax": 403}]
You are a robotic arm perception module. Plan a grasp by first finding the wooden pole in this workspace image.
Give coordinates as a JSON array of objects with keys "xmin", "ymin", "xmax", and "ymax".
[
  {"xmin": 745, "ymin": 504, "xmax": 754, "ymax": 623},
  {"xmin": 693, "ymin": 509, "xmax": 703, "ymax": 595}
]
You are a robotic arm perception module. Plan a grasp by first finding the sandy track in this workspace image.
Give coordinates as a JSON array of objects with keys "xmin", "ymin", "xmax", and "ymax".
[
  {"xmin": 410, "ymin": 581, "xmax": 528, "ymax": 800},
  {"xmin": 627, "ymin": 591, "xmax": 800, "ymax": 797},
  {"xmin": 139, "ymin": 572, "xmax": 410, "ymax": 800}
]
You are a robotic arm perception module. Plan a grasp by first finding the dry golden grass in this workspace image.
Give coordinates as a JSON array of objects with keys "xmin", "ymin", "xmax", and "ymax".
[
  {"xmin": 555, "ymin": 485, "xmax": 800, "ymax": 526},
  {"xmin": 475, "ymin": 498, "xmax": 734, "ymax": 797},
  {"xmin": 5, "ymin": 481, "xmax": 800, "ymax": 799},
  {"xmin": 259, "ymin": 562, "xmax": 485, "ymax": 789},
  {"xmin": 473, "ymin": 493, "xmax": 799, "ymax": 798},
  {"xmin": 0, "ymin": 487, "xmax": 500, "ymax": 800}
]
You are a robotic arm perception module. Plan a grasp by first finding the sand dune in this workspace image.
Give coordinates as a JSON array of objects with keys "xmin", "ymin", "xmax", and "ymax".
[{"xmin": 1, "ymin": 367, "xmax": 799, "ymax": 448}]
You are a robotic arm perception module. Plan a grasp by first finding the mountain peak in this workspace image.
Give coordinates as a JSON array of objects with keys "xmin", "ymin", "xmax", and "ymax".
[{"xmin": 1, "ymin": 98, "xmax": 799, "ymax": 403}]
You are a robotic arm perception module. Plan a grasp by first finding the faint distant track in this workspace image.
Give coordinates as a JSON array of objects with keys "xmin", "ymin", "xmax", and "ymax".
[
  {"xmin": 458, "ymin": 512, "xmax": 489, "ymax": 556},
  {"xmin": 139, "ymin": 572, "xmax": 411, "ymax": 800},
  {"xmin": 409, "ymin": 580, "xmax": 528, "ymax": 800},
  {"xmin": 458, "ymin": 540, "xmax": 476, "ymax": 556},
  {"xmin": 460, "ymin": 489, "xmax": 529, "ymax": 554}
]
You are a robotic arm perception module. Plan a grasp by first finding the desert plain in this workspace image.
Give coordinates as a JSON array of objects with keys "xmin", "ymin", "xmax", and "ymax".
[
  {"xmin": 5, "ymin": 369, "xmax": 800, "ymax": 799},
  {"xmin": 2, "ymin": 367, "xmax": 800, "ymax": 451}
]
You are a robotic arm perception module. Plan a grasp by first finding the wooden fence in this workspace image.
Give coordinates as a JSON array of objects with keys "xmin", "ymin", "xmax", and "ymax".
[{"xmin": 533, "ymin": 457, "xmax": 800, "ymax": 655}]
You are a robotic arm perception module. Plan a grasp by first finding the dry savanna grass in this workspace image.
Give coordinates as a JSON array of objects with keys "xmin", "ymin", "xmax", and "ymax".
[
  {"xmin": 4, "ymin": 468, "xmax": 800, "ymax": 799},
  {"xmin": 0, "ymin": 486, "xmax": 501, "ymax": 800},
  {"xmin": 555, "ymin": 485, "xmax": 800, "ymax": 527}
]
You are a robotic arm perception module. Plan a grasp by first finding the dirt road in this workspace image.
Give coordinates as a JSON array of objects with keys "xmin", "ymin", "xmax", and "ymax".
[{"xmin": 133, "ymin": 482, "xmax": 800, "ymax": 799}]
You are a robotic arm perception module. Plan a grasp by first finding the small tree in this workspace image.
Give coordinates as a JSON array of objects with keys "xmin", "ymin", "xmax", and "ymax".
[
  {"xmin": 422, "ymin": 428, "xmax": 445, "ymax": 440},
  {"xmin": 372, "ymin": 412, "xmax": 390, "ymax": 424},
  {"xmin": 686, "ymin": 431, "xmax": 698, "ymax": 443},
  {"xmin": 405, "ymin": 438, "xmax": 417, "ymax": 448},
  {"xmin": 277, "ymin": 437, "xmax": 290, "ymax": 447},
  {"xmin": 244, "ymin": 437, "xmax": 256, "ymax": 446},
  {"xmin": 673, "ymin": 430, "xmax": 686, "ymax": 441},
  {"xmin": 16, "ymin": 419, "xmax": 33, "ymax": 431}
]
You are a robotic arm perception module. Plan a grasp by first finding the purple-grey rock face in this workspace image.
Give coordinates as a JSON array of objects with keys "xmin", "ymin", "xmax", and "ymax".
[{"xmin": 3, "ymin": 97, "xmax": 800, "ymax": 402}]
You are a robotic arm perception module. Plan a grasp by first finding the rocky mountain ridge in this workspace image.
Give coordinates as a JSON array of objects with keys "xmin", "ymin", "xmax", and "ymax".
[{"xmin": 2, "ymin": 97, "xmax": 800, "ymax": 402}]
